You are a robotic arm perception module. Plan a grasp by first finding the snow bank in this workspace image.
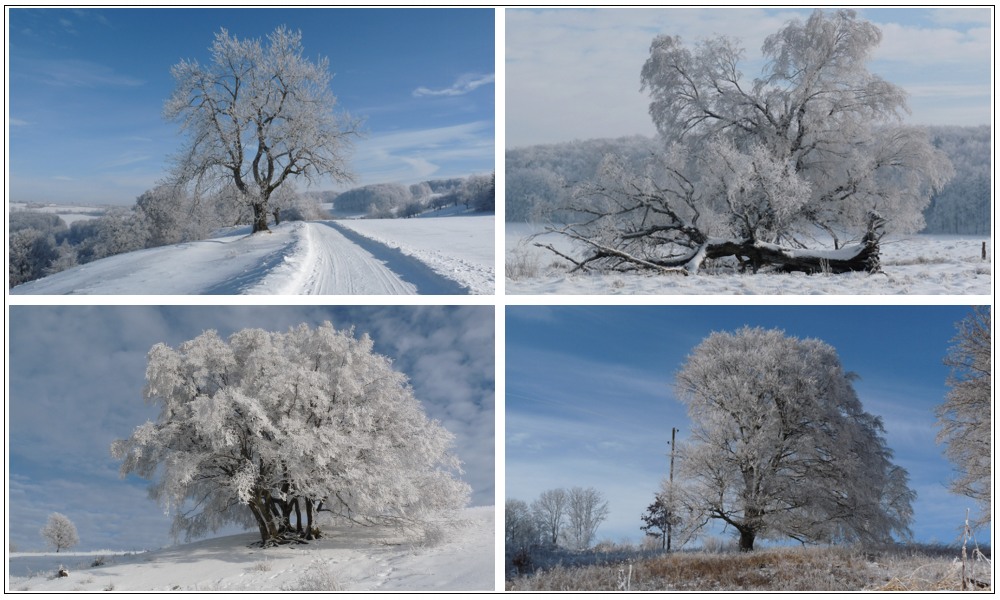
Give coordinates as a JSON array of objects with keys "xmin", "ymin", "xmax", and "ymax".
[
  {"xmin": 8, "ymin": 506, "xmax": 495, "ymax": 592},
  {"xmin": 506, "ymin": 226, "xmax": 991, "ymax": 295},
  {"xmin": 334, "ymin": 215, "xmax": 495, "ymax": 294}
]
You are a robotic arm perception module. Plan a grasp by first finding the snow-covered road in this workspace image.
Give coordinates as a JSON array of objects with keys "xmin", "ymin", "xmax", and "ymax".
[
  {"xmin": 11, "ymin": 219, "xmax": 490, "ymax": 295},
  {"xmin": 241, "ymin": 222, "xmax": 469, "ymax": 295}
]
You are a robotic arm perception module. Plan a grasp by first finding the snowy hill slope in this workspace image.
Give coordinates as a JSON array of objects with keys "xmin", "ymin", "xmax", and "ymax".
[
  {"xmin": 8, "ymin": 506, "xmax": 495, "ymax": 592},
  {"xmin": 10, "ymin": 216, "xmax": 494, "ymax": 295}
]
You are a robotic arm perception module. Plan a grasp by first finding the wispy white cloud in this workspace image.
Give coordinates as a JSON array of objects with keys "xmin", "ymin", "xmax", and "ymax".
[
  {"xmin": 350, "ymin": 121, "xmax": 494, "ymax": 185},
  {"xmin": 18, "ymin": 57, "xmax": 144, "ymax": 88},
  {"xmin": 926, "ymin": 7, "xmax": 992, "ymax": 26},
  {"xmin": 101, "ymin": 154, "xmax": 152, "ymax": 169},
  {"xmin": 10, "ymin": 117, "xmax": 32, "ymax": 126},
  {"xmin": 413, "ymin": 72, "xmax": 494, "ymax": 98}
]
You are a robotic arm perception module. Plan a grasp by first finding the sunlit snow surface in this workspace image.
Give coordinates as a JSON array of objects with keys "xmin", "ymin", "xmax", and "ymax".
[
  {"xmin": 11, "ymin": 216, "xmax": 494, "ymax": 295},
  {"xmin": 8, "ymin": 506, "xmax": 494, "ymax": 592},
  {"xmin": 506, "ymin": 225, "xmax": 991, "ymax": 295}
]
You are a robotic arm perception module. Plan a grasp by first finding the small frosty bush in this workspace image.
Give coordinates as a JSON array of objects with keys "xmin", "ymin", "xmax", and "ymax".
[{"xmin": 281, "ymin": 561, "xmax": 343, "ymax": 591}]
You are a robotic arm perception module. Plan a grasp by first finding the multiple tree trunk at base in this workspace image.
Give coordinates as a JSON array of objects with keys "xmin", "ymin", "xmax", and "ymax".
[{"xmin": 248, "ymin": 492, "xmax": 323, "ymax": 547}]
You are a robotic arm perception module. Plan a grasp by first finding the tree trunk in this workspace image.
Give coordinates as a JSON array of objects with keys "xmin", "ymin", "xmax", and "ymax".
[
  {"xmin": 277, "ymin": 498, "xmax": 294, "ymax": 534},
  {"xmin": 738, "ymin": 528, "xmax": 756, "ymax": 552},
  {"xmin": 702, "ymin": 238, "xmax": 879, "ymax": 274},
  {"xmin": 252, "ymin": 202, "xmax": 270, "ymax": 233},
  {"xmin": 305, "ymin": 497, "xmax": 318, "ymax": 540},
  {"xmin": 248, "ymin": 496, "xmax": 277, "ymax": 546},
  {"xmin": 699, "ymin": 211, "xmax": 886, "ymax": 274},
  {"xmin": 293, "ymin": 498, "xmax": 302, "ymax": 535}
]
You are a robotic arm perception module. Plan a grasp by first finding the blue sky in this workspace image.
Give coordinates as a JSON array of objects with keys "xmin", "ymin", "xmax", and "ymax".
[
  {"xmin": 8, "ymin": 7, "xmax": 495, "ymax": 205},
  {"xmin": 507, "ymin": 7, "xmax": 992, "ymax": 147},
  {"xmin": 8, "ymin": 305, "xmax": 494, "ymax": 551},
  {"xmin": 506, "ymin": 305, "xmax": 990, "ymax": 548}
]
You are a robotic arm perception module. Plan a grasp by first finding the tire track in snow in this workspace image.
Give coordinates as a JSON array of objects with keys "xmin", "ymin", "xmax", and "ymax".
[
  {"xmin": 295, "ymin": 223, "xmax": 419, "ymax": 295},
  {"xmin": 318, "ymin": 222, "xmax": 471, "ymax": 295}
]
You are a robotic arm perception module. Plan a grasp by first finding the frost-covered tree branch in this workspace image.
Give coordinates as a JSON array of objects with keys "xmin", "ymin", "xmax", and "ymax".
[
  {"xmin": 936, "ymin": 307, "xmax": 992, "ymax": 529},
  {"xmin": 112, "ymin": 323, "xmax": 470, "ymax": 547},
  {"xmin": 543, "ymin": 9, "xmax": 952, "ymax": 275},
  {"xmin": 673, "ymin": 327, "xmax": 915, "ymax": 551},
  {"xmin": 165, "ymin": 26, "xmax": 362, "ymax": 233}
]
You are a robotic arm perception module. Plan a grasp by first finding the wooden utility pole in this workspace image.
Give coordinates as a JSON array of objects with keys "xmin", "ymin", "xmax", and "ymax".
[{"xmin": 667, "ymin": 426, "xmax": 678, "ymax": 552}]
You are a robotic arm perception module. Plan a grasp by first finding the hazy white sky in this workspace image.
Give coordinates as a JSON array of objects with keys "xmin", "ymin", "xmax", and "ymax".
[{"xmin": 506, "ymin": 7, "xmax": 992, "ymax": 147}]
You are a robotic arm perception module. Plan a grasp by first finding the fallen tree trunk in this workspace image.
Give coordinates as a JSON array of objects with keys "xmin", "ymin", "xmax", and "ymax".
[
  {"xmin": 702, "ymin": 237, "xmax": 881, "ymax": 274},
  {"xmin": 704, "ymin": 211, "xmax": 885, "ymax": 274},
  {"xmin": 540, "ymin": 211, "xmax": 885, "ymax": 275}
]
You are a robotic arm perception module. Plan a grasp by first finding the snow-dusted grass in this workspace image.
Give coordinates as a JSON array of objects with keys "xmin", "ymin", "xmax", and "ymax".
[
  {"xmin": 505, "ymin": 224, "xmax": 992, "ymax": 295},
  {"xmin": 8, "ymin": 506, "xmax": 494, "ymax": 592},
  {"xmin": 11, "ymin": 216, "xmax": 493, "ymax": 295},
  {"xmin": 506, "ymin": 542, "xmax": 992, "ymax": 591}
]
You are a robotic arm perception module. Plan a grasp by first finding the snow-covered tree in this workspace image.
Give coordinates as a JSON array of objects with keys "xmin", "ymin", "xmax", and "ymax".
[
  {"xmin": 531, "ymin": 488, "xmax": 568, "ymax": 546},
  {"xmin": 544, "ymin": 9, "xmax": 952, "ymax": 274},
  {"xmin": 9, "ymin": 228, "xmax": 59, "ymax": 287},
  {"xmin": 165, "ymin": 26, "xmax": 360, "ymax": 233},
  {"xmin": 40, "ymin": 512, "xmax": 79, "ymax": 553},
  {"xmin": 922, "ymin": 125, "xmax": 991, "ymax": 235},
  {"xmin": 134, "ymin": 184, "xmax": 191, "ymax": 248},
  {"xmin": 87, "ymin": 208, "xmax": 151, "ymax": 260},
  {"xmin": 675, "ymin": 327, "xmax": 915, "ymax": 551},
  {"xmin": 505, "ymin": 498, "xmax": 539, "ymax": 553},
  {"xmin": 936, "ymin": 307, "xmax": 992, "ymax": 528},
  {"xmin": 112, "ymin": 323, "xmax": 470, "ymax": 547},
  {"xmin": 459, "ymin": 173, "xmax": 495, "ymax": 212},
  {"xmin": 564, "ymin": 486, "xmax": 609, "ymax": 550},
  {"xmin": 333, "ymin": 183, "xmax": 413, "ymax": 216},
  {"xmin": 133, "ymin": 182, "xmax": 255, "ymax": 249}
]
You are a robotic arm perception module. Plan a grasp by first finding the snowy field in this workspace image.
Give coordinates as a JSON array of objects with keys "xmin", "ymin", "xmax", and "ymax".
[
  {"xmin": 335, "ymin": 214, "xmax": 494, "ymax": 294},
  {"xmin": 8, "ymin": 507, "xmax": 494, "ymax": 592},
  {"xmin": 505, "ymin": 224, "xmax": 992, "ymax": 295},
  {"xmin": 10, "ymin": 202, "xmax": 105, "ymax": 225},
  {"xmin": 11, "ymin": 216, "xmax": 494, "ymax": 295}
]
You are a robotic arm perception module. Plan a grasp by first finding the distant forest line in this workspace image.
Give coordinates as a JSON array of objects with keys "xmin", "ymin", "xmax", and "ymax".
[{"xmin": 506, "ymin": 125, "xmax": 990, "ymax": 236}]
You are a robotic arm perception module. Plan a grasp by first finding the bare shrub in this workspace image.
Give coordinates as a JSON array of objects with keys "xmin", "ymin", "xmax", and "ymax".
[
  {"xmin": 506, "ymin": 247, "xmax": 540, "ymax": 280},
  {"xmin": 700, "ymin": 536, "xmax": 735, "ymax": 554},
  {"xmin": 282, "ymin": 561, "xmax": 343, "ymax": 591},
  {"xmin": 249, "ymin": 561, "xmax": 272, "ymax": 572},
  {"xmin": 417, "ymin": 522, "xmax": 450, "ymax": 548}
]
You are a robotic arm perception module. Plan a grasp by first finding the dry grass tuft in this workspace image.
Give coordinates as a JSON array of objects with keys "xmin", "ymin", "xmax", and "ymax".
[{"xmin": 508, "ymin": 544, "xmax": 993, "ymax": 592}]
